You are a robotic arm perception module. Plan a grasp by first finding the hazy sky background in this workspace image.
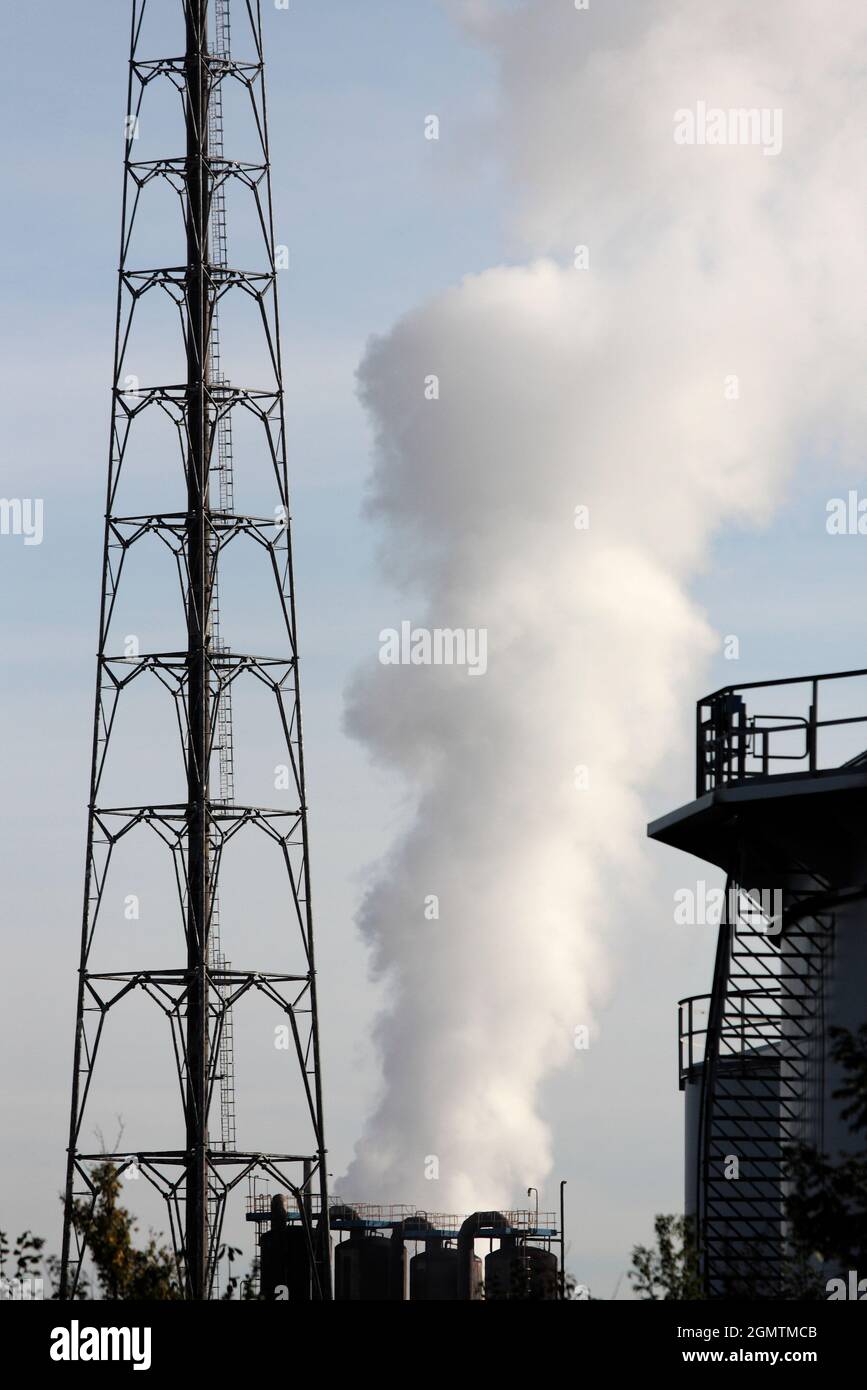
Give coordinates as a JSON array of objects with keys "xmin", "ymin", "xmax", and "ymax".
[{"xmin": 1, "ymin": 0, "xmax": 865, "ymax": 1297}]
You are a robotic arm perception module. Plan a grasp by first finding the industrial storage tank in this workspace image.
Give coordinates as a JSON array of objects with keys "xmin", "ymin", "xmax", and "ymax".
[
  {"xmin": 260, "ymin": 1225, "xmax": 310, "ymax": 1300},
  {"xmin": 485, "ymin": 1236, "xmax": 559, "ymax": 1300},
  {"xmin": 410, "ymin": 1240, "xmax": 482, "ymax": 1300},
  {"xmin": 650, "ymin": 669, "xmax": 867, "ymax": 1296},
  {"xmin": 334, "ymin": 1229, "xmax": 393, "ymax": 1300},
  {"xmin": 259, "ymin": 1194, "xmax": 310, "ymax": 1300}
]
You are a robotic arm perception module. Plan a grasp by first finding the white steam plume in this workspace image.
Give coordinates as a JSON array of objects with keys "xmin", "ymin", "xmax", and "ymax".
[{"xmin": 340, "ymin": 0, "xmax": 867, "ymax": 1211}]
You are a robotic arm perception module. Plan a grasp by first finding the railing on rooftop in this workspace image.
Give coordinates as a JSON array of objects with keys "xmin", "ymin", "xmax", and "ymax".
[
  {"xmin": 244, "ymin": 1191, "xmax": 558, "ymax": 1235},
  {"xmin": 696, "ymin": 666, "xmax": 867, "ymax": 796}
]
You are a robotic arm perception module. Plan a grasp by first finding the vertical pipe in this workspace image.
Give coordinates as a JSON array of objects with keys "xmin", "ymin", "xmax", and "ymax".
[
  {"xmin": 302, "ymin": 1157, "xmax": 314, "ymax": 1297},
  {"xmin": 184, "ymin": 0, "xmax": 211, "ymax": 1302},
  {"xmin": 527, "ymin": 1186, "xmax": 538, "ymax": 1232},
  {"xmin": 695, "ymin": 700, "xmax": 703, "ymax": 798},
  {"xmin": 302, "ymin": 1158, "xmax": 313, "ymax": 1224},
  {"xmin": 559, "ymin": 1180, "xmax": 567, "ymax": 1300}
]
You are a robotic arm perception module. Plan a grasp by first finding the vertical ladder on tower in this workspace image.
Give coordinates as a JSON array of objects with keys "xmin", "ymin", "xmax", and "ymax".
[{"xmin": 206, "ymin": 0, "xmax": 237, "ymax": 1292}]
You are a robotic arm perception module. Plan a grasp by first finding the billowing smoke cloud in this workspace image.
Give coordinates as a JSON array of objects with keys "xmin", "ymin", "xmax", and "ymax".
[{"xmin": 340, "ymin": 0, "xmax": 867, "ymax": 1210}]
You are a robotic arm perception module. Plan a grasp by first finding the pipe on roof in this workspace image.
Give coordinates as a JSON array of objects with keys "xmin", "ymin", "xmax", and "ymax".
[{"xmin": 457, "ymin": 1211, "xmax": 511, "ymax": 1300}]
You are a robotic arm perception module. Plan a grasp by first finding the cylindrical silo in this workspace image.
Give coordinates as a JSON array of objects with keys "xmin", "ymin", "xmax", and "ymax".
[
  {"xmin": 485, "ymin": 1236, "xmax": 559, "ymax": 1300},
  {"xmin": 334, "ymin": 1229, "xmax": 392, "ymax": 1301},
  {"xmin": 259, "ymin": 1194, "xmax": 310, "ymax": 1300},
  {"xmin": 410, "ymin": 1239, "xmax": 482, "ymax": 1300}
]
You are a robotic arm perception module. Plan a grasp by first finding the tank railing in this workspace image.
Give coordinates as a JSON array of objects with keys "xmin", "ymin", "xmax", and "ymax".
[
  {"xmin": 678, "ymin": 987, "xmax": 792, "ymax": 1083},
  {"xmin": 339, "ymin": 1203, "xmax": 457, "ymax": 1231},
  {"xmin": 245, "ymin": 1195, "xmax": 559, "ymax": 1237},
  {"xmin": 333, "ymin": 1205, "xmax": 557, "ymax": 1235},
  {"xmin": 500, "ymin": 1209, "xmax": 557, "ymax": 1235},
  {"xmin": 678, "ymin": 994, "xmax": 711, "ymax": 1082},
  {"xmin": 245, "ymin": 1188, "xmax": 331, "ymax": 1222},
  {"xmin": 696, "ymin": 665, "xmax": 867, "ymax": 795}
]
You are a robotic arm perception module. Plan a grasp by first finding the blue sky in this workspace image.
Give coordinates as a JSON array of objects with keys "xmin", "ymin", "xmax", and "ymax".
[{"xmin": 1, "ymin": 0, "xmax": 866, "ymax": 1297}]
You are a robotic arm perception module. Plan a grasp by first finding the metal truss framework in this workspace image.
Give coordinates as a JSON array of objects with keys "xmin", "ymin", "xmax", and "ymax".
[{"xmin": 60, "ymin": 0, "xmax": 331, "ymax": 1300}]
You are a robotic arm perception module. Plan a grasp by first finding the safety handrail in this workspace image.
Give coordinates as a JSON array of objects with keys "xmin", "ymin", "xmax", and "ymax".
[{"xmin": 696, "ymin": 667, "xmax": 867, "ymax": 794}]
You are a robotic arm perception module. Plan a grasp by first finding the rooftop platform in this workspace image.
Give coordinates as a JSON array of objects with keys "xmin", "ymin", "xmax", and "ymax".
[{"xmin": 648, "ymin": 667, "xmax": 867, "ymax": 874}]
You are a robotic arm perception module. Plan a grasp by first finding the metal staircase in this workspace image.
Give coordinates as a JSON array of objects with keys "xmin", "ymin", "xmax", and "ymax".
[{"xmin": 697, "ymin": 885, "xmax": 831, "ymax": 1297}]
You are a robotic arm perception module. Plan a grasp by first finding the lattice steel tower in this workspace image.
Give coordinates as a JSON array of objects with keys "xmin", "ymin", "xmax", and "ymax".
[{"xmin": 60, "ymin": 0, "xmax": 331, "ymax": 1300}]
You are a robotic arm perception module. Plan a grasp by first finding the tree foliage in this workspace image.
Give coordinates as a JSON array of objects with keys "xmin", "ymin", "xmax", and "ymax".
[
  {"xmin": 629, "ymin": 1213, "xmax": 704, "ymax": 1300},
  {"xmin": 69, "ymin": 1161, "xmax": 181, "ymax": 1300},
  {"xmin": 0, "ymin": 1229, "xmax": 45, "ymax": 1296},
  {"xmin": 784, "ymin": 1025, "xmax": 867, "ymax": 1274}
]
